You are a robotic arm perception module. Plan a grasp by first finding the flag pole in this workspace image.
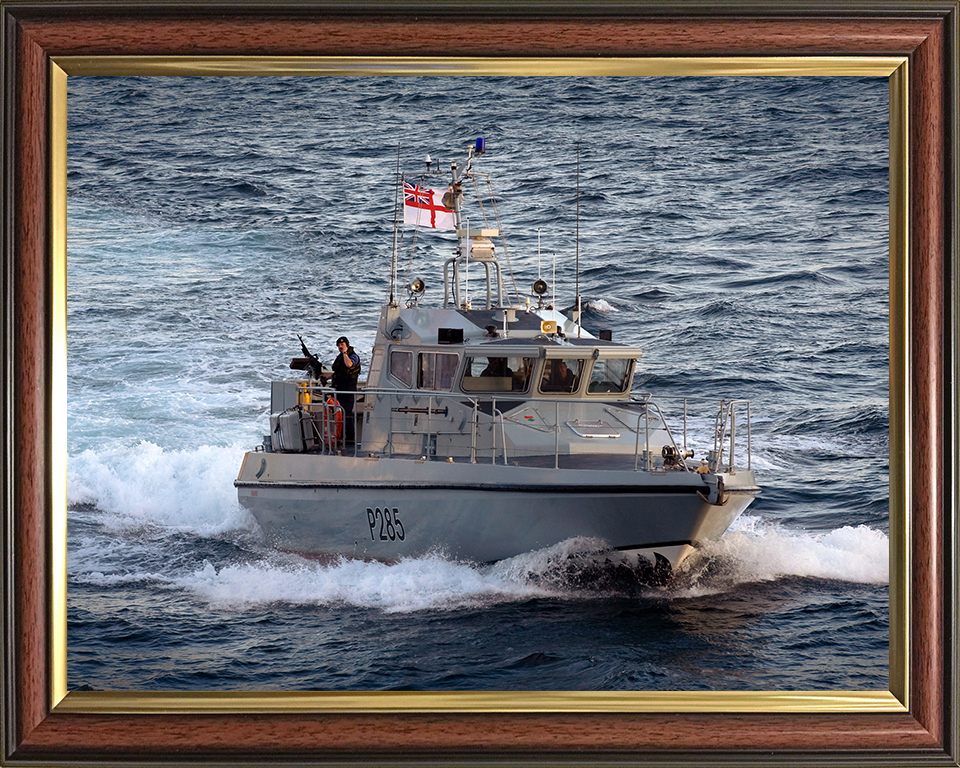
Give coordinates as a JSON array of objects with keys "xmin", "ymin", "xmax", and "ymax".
[
  {"xmin": 575, "ymin": 142, "xmax": 581, "ymax": 337},
  {"xmin": 390, "ymin": 145, "xmax": 401, "ymax": 307}
]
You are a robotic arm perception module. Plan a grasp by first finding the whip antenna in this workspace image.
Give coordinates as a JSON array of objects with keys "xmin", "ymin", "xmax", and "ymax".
[
  {"xmin": 575, "ymin": 142, "xmax": 581, "ymax": 337},
  {"xmin": 390, "ymin": 144, "xmax": 401, "ymax": 306},
  {"xmin": 537, "ymin": 228, "xmax": 542, "ymax": 278}
]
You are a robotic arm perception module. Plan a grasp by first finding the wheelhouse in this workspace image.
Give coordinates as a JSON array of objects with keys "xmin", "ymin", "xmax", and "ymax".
[{"xmin": 381, "ymin": 341, "xmax": 639, "ymax": 399}]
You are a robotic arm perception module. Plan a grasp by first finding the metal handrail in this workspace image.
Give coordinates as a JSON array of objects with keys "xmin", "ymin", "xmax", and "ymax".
[
  {"xmin": 711, "ymin": 398, "xmax": 752, "ymax": 473},
  {"xmin": 492, "ymin": 405, "xmax": 509, "ymax": 466},
  {"xmin": 291, "ymin": 383, "xmax": 753, "ymax": 473}
]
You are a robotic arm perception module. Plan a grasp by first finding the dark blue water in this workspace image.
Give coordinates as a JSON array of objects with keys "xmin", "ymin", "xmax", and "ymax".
[{"xmin": 66, "ymin": 75, "xmax": 889, "ymax": 692}]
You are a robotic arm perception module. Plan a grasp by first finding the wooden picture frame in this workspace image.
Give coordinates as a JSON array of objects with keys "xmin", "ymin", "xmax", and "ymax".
[{"xmin": 2, "ymin": 2, "xmax": 957, "ymax": 764}]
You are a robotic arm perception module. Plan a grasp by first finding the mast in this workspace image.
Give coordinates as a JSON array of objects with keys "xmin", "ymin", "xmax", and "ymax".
[
  {"xmin": 575, "ymin": 142, "xmax": 581, "ymax": 337},
  {"xmin": 452, "ymin": 156, "xmax": 466, "ymax": 308},
  {"xmin": 390, "ymin": 144, "xmax": 401, "ymax": 307},
  {"xmin": 451, "ymin": 139, "xmax": 482, "ymax": 309}
]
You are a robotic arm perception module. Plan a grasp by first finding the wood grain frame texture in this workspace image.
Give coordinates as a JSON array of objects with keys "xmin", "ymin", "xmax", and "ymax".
[{"xmin": 1, "ymin": 1, "xmax": 958, "ymax": 766}]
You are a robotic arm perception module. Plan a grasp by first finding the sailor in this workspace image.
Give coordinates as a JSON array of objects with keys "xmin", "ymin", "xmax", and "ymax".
[
  {"xmin": 542, "ymin": 359, "xmax": 576, "ymax": 392},
  {"xmin": 332, "ymin": 336, "xmax": 361, "ymax": 442},
  {"xmin": 480, "ymin": 357, "xmax": 512, "ymax": 378}
]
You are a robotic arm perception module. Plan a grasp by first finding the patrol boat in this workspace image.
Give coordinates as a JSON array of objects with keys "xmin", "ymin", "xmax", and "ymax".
[{"xmin": 235, "ymin": 139, "xmax": 761, "ymax": 578}]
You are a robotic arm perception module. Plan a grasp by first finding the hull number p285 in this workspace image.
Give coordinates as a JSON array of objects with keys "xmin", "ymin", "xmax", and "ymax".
[{"xmin": 366, "ymin": 507, "xmax": 405, "ymax": 542}]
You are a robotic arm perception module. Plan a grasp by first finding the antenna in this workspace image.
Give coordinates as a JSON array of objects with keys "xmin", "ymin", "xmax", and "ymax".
[
  {"xmin": 537, "ymin": 228, "xmax": 542, "ymax": 279},
  {"xmin": 575, "ymin": 142, "xmax": 581, "ymax": 337},
  {"xmin": 390, "ymin": 145, "xmax": 401, "ymax": 306},
  {"xmin": 552, "ymin": 251, "xmax": 557, "ymax": 311}
]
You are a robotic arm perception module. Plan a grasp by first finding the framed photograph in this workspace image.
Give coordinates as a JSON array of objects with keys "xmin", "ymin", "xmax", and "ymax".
[
  {"xmin": 62, "ymin": 68, "xmax": 896, "ymax": 697},
  {"xmin": 2, "ymin": 2, "xmax": 957, "ymax": 765}
]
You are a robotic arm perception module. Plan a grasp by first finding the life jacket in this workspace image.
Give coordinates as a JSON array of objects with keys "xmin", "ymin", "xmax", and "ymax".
[
  {"xmin": 322, "ymin": 395, "xmax": 343, "ymax": 448},
  {"xmin": 332, "ymin": 347, "xmax": 361, "ymax": 385}
]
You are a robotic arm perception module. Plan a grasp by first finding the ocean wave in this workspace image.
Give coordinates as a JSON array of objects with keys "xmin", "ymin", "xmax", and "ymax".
[
  {"xmin": 727, "ymin": 268, "xmax": 844, "ymax": 290},
  {"xmin": 669, "ymin": 516, "xmax": 889, "ymax": 594},
  {"xmin": 68, "ymin": 441, "xmax": 256, "ymax": 536},
  {"xmin": 559, "ymin": 297, "xmax": 621, "ymax": 319},
  {"xmin": 174, "ymin": 551, "xmax": 551, "ymax": 614},
  {"xmin": 770, "ymin": 403, "xmax": 888, "ymax": 440},
  {"xmin": 62, "ymin": 73, "xmax": 893, "ymax": 693},
  {"xmin": 68, "ymin": 517, "xmax": 888, "ymax": 616},
  {"xmin": 113, "ymin": 87, "xmax": 150, "ymax": 105},
  {"xmin": 762, "ymin": 162, "xmax": 887, "ymax": 188},
  {"xmin": 692, "ymin": 298, "xmax": 745, "ymax": 318},
  {"xmin": 585, "ymin": 298, "xmax": 619, "ymax": 313},
  {"xmin": 633, "ymin": 288, "xmax": 675, "ymax": 302}
]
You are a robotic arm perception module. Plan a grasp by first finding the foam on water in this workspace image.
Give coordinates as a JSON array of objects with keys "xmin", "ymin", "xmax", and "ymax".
[
  {"xmin": 177, "ymin": 553, "xmax": 552, "ymax": 613},
  {"xmin": 172, "ymin": 520, "xmax": 888, "ymax": 612},
  {"xmin": 68, "ymin": 441, "xmax": 253, "ymax": 536},
  {"xmin": 69, "ymin": 513, "xmax": 887, "ymax": 619},
  {"xmin": 671, "ymin": 514, "xmax": 888, "ymax": 596},
  {"xmin": 586, "ymin": 298, "xmax": 618, "ymax": 313}
]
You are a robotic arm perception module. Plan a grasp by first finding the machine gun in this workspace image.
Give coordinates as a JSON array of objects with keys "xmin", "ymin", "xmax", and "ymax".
[{"xmin": 290, "ymin": 334, "xmax": 327, "ymax": 383}]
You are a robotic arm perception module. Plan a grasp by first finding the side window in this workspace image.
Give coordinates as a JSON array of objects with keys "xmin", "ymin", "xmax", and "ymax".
[
  {"xmin": 461, "ymin": 356, "xmax": 535, "ymax": 393},
  {"xmin": 539, "ymin": 358, "xmax": 584, "ymax": 394},
  {"xmin": 389, "ymin": 350, "xmax": 413, "ymax": 388},
  {"xmin": 436, "ymin": 353, "xmax": 459, "ymax": 390},
  {"xmin": 418, "ymin": 352, "xmax": 459, "ymax": 391},
  {"xmin": 588, "ymin": 358, "xmax": 633, "ymax": 394}
]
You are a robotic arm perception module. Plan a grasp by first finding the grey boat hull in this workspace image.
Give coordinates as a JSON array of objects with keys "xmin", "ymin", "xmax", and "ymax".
[{"xmin": 235, "ymin": 452, "xmax": 759, "ymax": 569}]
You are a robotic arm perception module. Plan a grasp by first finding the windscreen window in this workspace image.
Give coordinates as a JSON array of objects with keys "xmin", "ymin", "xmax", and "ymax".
[
  {"xmin": 539, "ymin": 358, "xmax": 584, "ymax": 394},
  {"xmin": 588, "ymin": 358, "xmax": 633, "ymax": 394},
  {"xmin": 460, "ymin": 356, "xmax": 534, "ymax": 393}
]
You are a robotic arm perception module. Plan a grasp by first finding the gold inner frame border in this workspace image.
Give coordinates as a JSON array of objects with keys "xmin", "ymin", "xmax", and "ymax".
[{"xmin": 49, "ymin": 55, "xmax": 909, "ymax": 715}]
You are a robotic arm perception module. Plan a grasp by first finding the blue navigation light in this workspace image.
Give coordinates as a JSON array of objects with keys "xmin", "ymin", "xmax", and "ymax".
[{"xmin": 475, "ymin": 137, "xmax": 486, "ymax": 154}]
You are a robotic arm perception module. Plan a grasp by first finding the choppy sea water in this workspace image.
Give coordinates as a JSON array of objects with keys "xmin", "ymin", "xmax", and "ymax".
[{"xmin": 66, "ymin": 75, "xmax": 889, "ymax": 691}]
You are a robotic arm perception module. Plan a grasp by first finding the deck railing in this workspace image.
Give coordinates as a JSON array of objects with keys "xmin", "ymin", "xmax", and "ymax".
[{"xmin": 280, "ymin": 384, "xmax": 752, "ymax": 473}]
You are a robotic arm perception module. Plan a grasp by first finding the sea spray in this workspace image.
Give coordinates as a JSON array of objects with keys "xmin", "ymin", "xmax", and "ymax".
[
  {"xmin": 177, "ymin": 553, "xmax": 550, "ymax": 613},
  {"xmin": 670, "ymin": 515, "xmax": 889, "ymax": 597},
  {"xmin": 67, "ymin": 523, "xmax": 890, "ymax": 616},
  {"xmin": 68, "ymin": 441, "xmax": 254, "ymax": 535}
]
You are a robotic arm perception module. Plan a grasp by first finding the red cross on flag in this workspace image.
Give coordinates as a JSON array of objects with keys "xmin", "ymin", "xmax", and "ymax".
[{"xmin": 403, "ymin": 182, "xmax": 456, "ymax": 230}]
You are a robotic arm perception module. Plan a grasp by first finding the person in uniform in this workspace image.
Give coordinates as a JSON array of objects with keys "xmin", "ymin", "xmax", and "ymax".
[
  {"xmin": 541, "ymin": 359, "xmax": 577, "ymax": 392},
  {"xmin": 332, "ymin": 336, "xmax": 361, "ymax": 442}
]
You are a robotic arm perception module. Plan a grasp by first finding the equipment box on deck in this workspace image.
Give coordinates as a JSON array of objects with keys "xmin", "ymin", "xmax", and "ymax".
[
  {"xmin": 272, "ymin": 408, "xmax": 304, "ymax": 452},
  {"xmin": 271, "ymin": 380, "xmax": 303, "ymax": 414}
]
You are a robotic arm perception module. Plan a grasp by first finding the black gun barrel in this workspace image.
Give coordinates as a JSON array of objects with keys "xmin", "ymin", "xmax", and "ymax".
[{"xmin": 296, "ymin": 335, "xmax": 324, "ymax": 380}]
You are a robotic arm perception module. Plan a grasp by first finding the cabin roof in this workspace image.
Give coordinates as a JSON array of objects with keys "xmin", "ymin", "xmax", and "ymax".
[
  {"xmin": 476, "ymin": 337, "xmax": 632, "ymax": 348},
  {"xmin": 455, "ymin": 308, "xmax": 544, "ymax": 332}
]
